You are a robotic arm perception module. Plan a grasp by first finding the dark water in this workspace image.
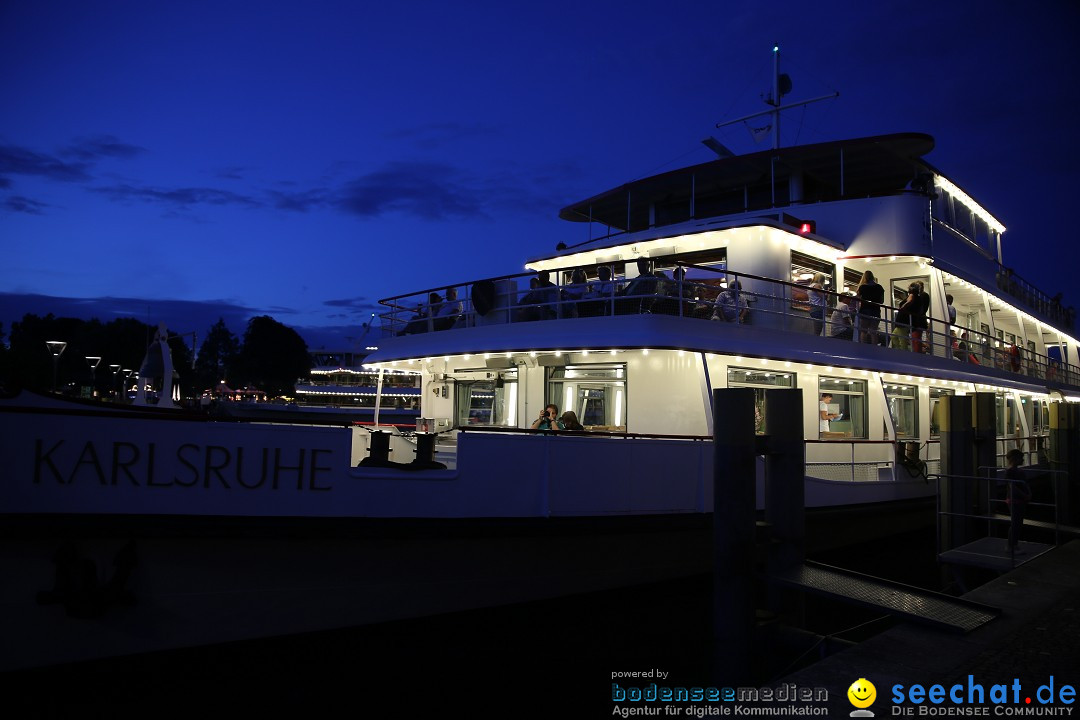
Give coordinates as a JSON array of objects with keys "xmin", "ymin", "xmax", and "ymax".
[{"xmin": 3, "ymin": 525, "xmax": 971, "ymax": 716}]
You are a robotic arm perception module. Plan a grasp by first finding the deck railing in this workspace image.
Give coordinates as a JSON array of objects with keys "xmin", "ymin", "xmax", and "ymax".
[
  {"xmin": 804, "ymin": 439, "xmax": 902, "ymax": 483},
  {"xmin": 933, "ymin": 467, "xmax": 1065, "ymax": 562},
  {"xmin": 377, "ymin": 262, "xmax": 1080, "ymax": 389}
]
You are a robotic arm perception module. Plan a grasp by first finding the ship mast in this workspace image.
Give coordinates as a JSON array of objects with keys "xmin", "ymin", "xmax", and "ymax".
[{"xmin": 715, "ymin": 45, "xmax": 839, "ymax": 150}]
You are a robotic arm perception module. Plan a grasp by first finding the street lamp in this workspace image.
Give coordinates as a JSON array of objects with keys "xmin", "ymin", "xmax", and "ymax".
[
  {"xmin": 85, "ymin": 356, "xmax": 102, "ymax": 398},
  {"xmin": 108, "ymin": 364, "xmax": 121, "ymax": 400},
  {"xmin": 122, "ymin": 369, "xmax": 133, "ymax": 401},
  {"xmin": 45, "ymin": 341, "xmax": 67, "ymax": 392}
]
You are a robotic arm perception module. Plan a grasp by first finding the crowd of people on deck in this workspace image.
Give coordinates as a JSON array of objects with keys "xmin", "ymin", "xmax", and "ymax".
[{"xmin": 394, "ymin": 262, "xmax": 1040, "ymax": 377}]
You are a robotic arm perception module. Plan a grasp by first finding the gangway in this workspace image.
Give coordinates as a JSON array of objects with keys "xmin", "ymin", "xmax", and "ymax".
[
  {"xmin": 771, "ymin": 561, "xmax": 1000, "ymax": 633},
  {"xmin": 932, "ymin": 469, "xmax": 1066, "ymax": 572}
]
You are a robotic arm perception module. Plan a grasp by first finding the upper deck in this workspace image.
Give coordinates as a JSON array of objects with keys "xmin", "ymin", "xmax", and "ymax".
[
  {"xmin": 371, "ymin": 248, "xmax": 1080, "ymax": 396},
  {"xmin": 552, "ymin": 133, "xmax": 1072, "ymax": 332},
  {"xmin": 368, "ymin": 133, "xmax": 1077, "ymax": 394}
]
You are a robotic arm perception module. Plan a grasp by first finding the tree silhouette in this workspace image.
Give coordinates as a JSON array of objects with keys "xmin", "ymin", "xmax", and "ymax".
[
  {"xmin": 194, "ymin": 318, "xmax": 240, "ymax": 391},
  {"xmin": 233, "ymin": 316, "xmax": 310, "ymax": 397},
  {"xmin": 3, "ymin": 314, "xmax": 161, "ymax": 395}
]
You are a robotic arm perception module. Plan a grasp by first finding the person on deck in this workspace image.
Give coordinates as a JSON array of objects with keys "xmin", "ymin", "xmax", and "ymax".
[
  {"xmin": 559, "ymin": 411, "xmax": 585, "ymax": 432},
  {"xmin": 711, "ymin": 280, "xmax": 749, "ymax": 323},
  {"xmin": 531, "ymin": 404, "xmax": 565, "ymax": 431},
  {"xmin": 808, "ymin": 273, "xmax": 827, "ymax": 336},
  {"xmin": 1003, "ymin": 448, "xmax": 1032, "ymax": 552},
  {"xmin": 828, "ymin": 292, "xmax": 856, "ymax": 340},
  {"xmin": 856, "ymin": 270, "xmax": 884, "ymax": 345}
]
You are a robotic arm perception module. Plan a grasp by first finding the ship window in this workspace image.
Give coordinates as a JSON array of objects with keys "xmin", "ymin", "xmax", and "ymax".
[
  {"xmin": 817, "ymin": 377, "xmax": 868, "ymax": 439},
  {"xmin": 996, "ymin": 393, "xmax": 1020, "ymax": 444},
  {"xmin": 929, "ymin": 387, "xmax": 953, "ymax": 438},
  {"xmin": 454, "ymin": 370, "xmax": 517, "ymax": 428},
  {"xmin": 694, "ymin": 188, "xmax": 745, "ymax": 218},
  {"xmin": 1037, "ymin": 399, "xmax": 1049, "ymax": 435},
  {"xmin": 885, "ymin": 383, "xmax": 919, "ymax": 439},
  {"xmin": 547, "ymin": 363, "xmax": 626, "ymax": 432},
  {"xmin": 653, "ymin": 196, "xmax": 692, "ymax": 227},
  {"xmin": 843, "ymin": 267, "xmax": 863, "ymax": 295},
  {"xmin": 791, "ymin": 251, "xmax": 836, "ymax": 311},
  {"xmin": 726, "ymin": 367, "xmax": 796, "ymax": 434},
  {"xmin": 1022, "ymin": 396, "xmax": 1046, "ymax": 436},
  {"xmin": 953, "ymin": 206, "xmax": 974, "ymax": 240}
]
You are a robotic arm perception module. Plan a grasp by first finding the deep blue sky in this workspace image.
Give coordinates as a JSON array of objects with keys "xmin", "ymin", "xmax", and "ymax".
[{"xmin": 3, "ymin": 1, "xmax": 1078, "ymax": 349}]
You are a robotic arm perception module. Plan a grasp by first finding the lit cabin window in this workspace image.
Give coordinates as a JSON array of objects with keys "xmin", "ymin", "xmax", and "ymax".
[
  {"xmin": 547, "ymin": 364, "xmax": 626, "ymax": 432},
  {"xmin": 726, "ymin": 367, "xmax": 796, "ymax": 434},
  {"xmin": 885, "ymin": 383, "xmax": 919, "ymax": 440},
  {"xmin": 817, "ymin": 377, "xmax": 868, "ymax": 440},
  {"xmin": 929, "ymin": 387, "xmax": 953, "ymax": 438},
  {"xmin": 454, "ymin": 370, "xmax": 517, "ymax": 428}
]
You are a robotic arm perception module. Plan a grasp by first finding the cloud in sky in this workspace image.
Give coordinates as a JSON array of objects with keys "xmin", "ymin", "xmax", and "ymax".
[
  {"xmin": 2, "ymin": 132, "xmax": 557, "ymax": 223},
  {"xmin": 0, "ymin": 143, "xmax": 91, "ymax": 183},
  {"xmin": 2, "ymin": 195, "xmax": 51, "ymax": 215},
  {"xmin": 60, "ymin": 135, "xmax": 146, "ymax": 161},
  {"xmin": 337, "ymin": 161, "xmax": 484, "ymax": 220},
  {"xmin": 322, "ymin": 296, "xmax": 379, "ymax": 323},
  {"xmin": 90, "ymin": 183, "xmax": 263, "ymax": 210},
  {"xmin": 215, "ymin": 166, "xmax": 247, "ymax": 180},
  {"xmin": 269, "ymin": 187, "xmax": 331, "ymax": 212}
]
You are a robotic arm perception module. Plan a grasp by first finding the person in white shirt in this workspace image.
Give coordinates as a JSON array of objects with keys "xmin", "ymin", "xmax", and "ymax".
[{"xmin": 819, "ymin": 392, "xmax": 839, "ymax": 433}]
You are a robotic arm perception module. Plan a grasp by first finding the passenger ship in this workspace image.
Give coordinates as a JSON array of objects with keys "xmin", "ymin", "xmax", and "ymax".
[
  {"xmin": 359, "ymin": 132, "xmax": 1080, "ymax": 515},
  {"xmin": 3, "ymin": 67, "xmax": 1078, "ymax": 523}
]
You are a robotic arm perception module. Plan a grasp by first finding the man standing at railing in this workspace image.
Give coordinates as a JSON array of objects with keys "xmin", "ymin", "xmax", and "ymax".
[
  {"xmin": 857, "ymin": 270, "xmax": 884, "ymax": 345},
  {"xmin": 1003, "ymin": 448, "xmax": 1032, "ymax": 553}
]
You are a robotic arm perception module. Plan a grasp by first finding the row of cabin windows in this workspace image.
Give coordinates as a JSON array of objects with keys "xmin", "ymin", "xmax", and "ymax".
[{"xmin": 450, "ymin": 363, "xmax": 1048, "ymax": 439}]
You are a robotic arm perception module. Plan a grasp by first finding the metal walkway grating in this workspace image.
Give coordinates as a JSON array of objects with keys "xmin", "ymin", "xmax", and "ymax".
[{"xmin": 771, "ymin": 561, "xmax": 1000, "ymax": 633}]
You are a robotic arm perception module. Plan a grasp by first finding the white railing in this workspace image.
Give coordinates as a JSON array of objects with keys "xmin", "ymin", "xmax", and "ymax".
[{"xmin": 377, "ymin": 262, "xmax": 1080, "ymax": 389}]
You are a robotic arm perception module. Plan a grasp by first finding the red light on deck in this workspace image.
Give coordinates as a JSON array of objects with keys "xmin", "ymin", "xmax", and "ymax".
[{"xmin": 782, "ymin": 213, "xmax": 816, "ymax": 235}]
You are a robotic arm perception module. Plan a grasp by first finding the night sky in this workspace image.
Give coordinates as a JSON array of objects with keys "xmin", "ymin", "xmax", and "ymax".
[{"xmin": 3, "ymin": 1, "xmax": 1079, "ymax": 350}]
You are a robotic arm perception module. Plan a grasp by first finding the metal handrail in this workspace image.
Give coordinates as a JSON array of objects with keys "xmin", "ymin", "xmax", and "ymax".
[
  {"xmin": 374, "ymin": 260, "xmax": 1080, "ymax": 389},
  {"xmin": 931, "ymin": 468, "xmax": 1064, "ymax": 557},
  {"xmin": 457, "ymin": 425, "xmax": 710, "ymax": 441}
]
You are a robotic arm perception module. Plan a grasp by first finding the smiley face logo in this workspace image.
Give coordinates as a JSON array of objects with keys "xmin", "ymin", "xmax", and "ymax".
[{"xmin": 847, "ymin": 678, "xmax": 876, "ymax": 709}]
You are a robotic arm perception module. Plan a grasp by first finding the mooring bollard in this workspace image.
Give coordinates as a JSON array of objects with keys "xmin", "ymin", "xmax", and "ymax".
[{"xmin": 712, "ymin": 387, "xmax": 756, "ymax": 685}]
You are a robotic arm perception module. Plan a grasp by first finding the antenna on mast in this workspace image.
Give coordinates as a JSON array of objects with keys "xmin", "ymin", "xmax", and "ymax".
[{"xmin": 715, "ymin": 45, "xmax": 839, "ymax": 150}]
